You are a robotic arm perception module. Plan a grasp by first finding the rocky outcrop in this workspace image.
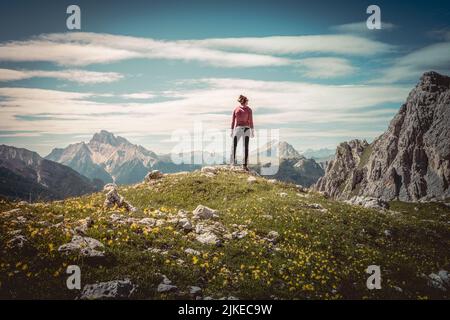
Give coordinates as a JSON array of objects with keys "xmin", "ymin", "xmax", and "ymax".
[{"xmin": 315, "ymin": 71, "xmax": 450, "ymax": 201}]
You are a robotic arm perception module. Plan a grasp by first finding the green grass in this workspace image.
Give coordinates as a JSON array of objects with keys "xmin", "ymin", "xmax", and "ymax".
[{"xmin": 0, "ymin": 171, "xmax": 449, "ymax": 299}]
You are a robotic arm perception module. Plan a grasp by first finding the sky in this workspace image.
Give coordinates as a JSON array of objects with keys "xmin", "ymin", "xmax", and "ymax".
[{"xmin": 0, "ymin": 0, "xmax": 449, "ymax": 156}]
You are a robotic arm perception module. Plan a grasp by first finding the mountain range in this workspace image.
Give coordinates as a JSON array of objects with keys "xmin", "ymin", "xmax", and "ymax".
[
  {"xmin": 250, "ymin": 140, "xmax": 325, "ymax": 186},
  {"xmin": 315, "ymin": 71, "xmax": 450, "ymax": 201},
  {"xmin": 0, "ymin": 145, "xmax": 100, "ymax": 201},
  {"xmin": 46, "ymin": 130, "xmax": 200, "ymax": 185}
]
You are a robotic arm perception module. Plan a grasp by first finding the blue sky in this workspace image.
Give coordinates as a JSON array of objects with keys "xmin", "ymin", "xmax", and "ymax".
[{"xmin": 0, "ymin": 0, "xmax": 449, "ymax": 156}]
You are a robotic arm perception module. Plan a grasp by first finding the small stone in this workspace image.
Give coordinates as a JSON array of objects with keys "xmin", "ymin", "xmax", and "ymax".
[
  {"xmin": 231, "ymin": 230, "xmax": 248, "ymax": 240},
  {"xmin": 157, "ymin": 282, "xmax": 178, "ymax": 293},
  {"xmin": 193, "ymin": 205, "xmax": 219, "ymax": 220},
  {"xmin": 184, "ymin": 248, "xmax": 201, "ymax": 255},
  {"xmin": 189, "ymin": 286, "xmax": 202, "ymax": 295},
  {"xmin": 138, "ymin": 217, "xmax": 156, "ymax": 226},
  {"xmin": 196, "ymin": 232, "xmax": 220, "ymax": 245},
  {"xmin": 7, "ymin": 235, "xmax": 29, "ymax": 249},
  {"xmin": 58, "ymin": 235, "xmax": 105, "ymax": 259},
  {"xmin": 266, "ymin": 231, "xmax": 279, "ymax": 243},
  {"xmin": 178, "ymin": 218, "xmax": 193, "ymax": 231},
  {"xmin": 247, "ymin": 176, "xmax": 257, "ymax": 183},
  {"xmin": 145, "ymin": 170, "xmax": 163, "ymax": 182},
  {"xmin": 80, "ymin": 279, "xmax": 135, "ymax": 300}
]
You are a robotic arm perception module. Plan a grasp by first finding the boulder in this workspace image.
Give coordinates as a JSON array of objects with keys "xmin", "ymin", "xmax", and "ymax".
[
  {"xmin": 266, "ymin": 231, "xmax": 280, "ymax": 243},
  {"xmin": 184, "ymin": 248, "xmax": 201, "ymax": 255},
  {"xmin": 157, "ymin": 275, "xmax": 178, "ymax": 293},
  {"xmin": 196, "ymin": 232, "xmax": 220, "ymax": 245},
  {"xmin": 58, "ymin": 235, "xmax": 105, "ymax": 259},
  {"xmin": 104, "ymin": 188, "xmax": 136, "ymax": 212},
  {"xmin": 7, "ymin": 235, "xmax": 29, "ymax": 250},
  {"xmin": 80, "ymin": 279, "xmax": 136, "ymax": 299},
  {"xmin": 145, "ymin": 170, "xmax": 163, "ymax": 182},
  {"xmin": 344, "ymin": 196, "xmax": 389, "ymax": 210},
  {"xmin": 178, "ymin": 218, "xmax": 193, "ymax": 231},
  {"xmin": 193, "ymin": 205, "xmax": 219, "ymax": 220}
]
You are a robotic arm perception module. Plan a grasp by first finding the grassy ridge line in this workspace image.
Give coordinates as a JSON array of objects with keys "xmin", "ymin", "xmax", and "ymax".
[{"xmin": 0, "ymin": 170, "xmax": 449, "ymax": 299}]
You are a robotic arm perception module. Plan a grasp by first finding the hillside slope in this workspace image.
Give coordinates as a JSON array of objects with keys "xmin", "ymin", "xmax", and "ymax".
[
  {"xmin": 1, "ymin": 168, "xmax": 449, "ymax": 299},
  {"xmin": 0, "ymin": 145, "xmax": 100, "ymax": 201}
]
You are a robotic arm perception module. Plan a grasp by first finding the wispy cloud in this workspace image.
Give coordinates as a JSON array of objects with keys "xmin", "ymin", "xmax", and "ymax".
[
  {"xmin": 120, "ymin": 92, "xmax": 156, "ymax": 99},
  {"xmin": 296, "ymin": 58, "xmax": 357, "ymax": 78},
  {"xmin": 181, "ymin": 34, "xmax": 394, "ymax": 56},
  {"xmin": 371, "ymin": 42, "xmax": 450, "ymax": 83},
  {"xmin": 0, "ymin": 32, "xmax": 393, "ymax": 78},
  {"xmin": 331, "ymin": 22, "xmax": 396, "ymax": 35},
  {"xmin": 0, "ymin": 68, "xmax": 123, "ymax": 84},
  {"xmin": 0, "ymin": 78, "xmax": 410, "ymax": 148}
]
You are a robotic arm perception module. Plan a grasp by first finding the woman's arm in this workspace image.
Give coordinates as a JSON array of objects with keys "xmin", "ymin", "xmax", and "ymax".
[{"xmin": 231, "ymin": 109, "xmax": 236, "ymax": 129}]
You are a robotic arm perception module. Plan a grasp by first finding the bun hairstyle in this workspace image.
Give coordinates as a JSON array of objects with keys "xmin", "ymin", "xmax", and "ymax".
[{"xmin": 238, "ymin": 95, "xmax": 248, "ymax": 104}]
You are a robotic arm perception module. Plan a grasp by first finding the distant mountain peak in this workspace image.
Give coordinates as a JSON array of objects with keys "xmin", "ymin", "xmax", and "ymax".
[
  {"xmin": 46, "ymin": 130, "xmax": 199, "ymax": 185},
  {"xmin": 90, "ymin": 130, "xmax": 129, "ymax": 147}
]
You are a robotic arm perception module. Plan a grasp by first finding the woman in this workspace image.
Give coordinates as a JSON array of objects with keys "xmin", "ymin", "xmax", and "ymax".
[{"xmin": 230, "ymin": 95, "xmax": 254, "ymax": 171}]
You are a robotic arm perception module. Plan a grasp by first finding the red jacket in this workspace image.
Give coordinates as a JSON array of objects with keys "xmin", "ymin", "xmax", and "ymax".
[{"xmin": 231, "ymin": 105, "xmax": 254, "ymax": 129}]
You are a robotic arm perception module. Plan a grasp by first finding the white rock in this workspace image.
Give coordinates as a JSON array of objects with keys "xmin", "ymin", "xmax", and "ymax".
[
  {"xmin": 427, "ymin": 273, "xmax": 447, "ymax": 291},
  {"xmin": 189, "ymin": 286, "xmax": 202, "ymax": 295},
  {"xmin": 193, "ymin": 205, "xmax": 219, "ymax": 219},
  {"xmin": 278, "ymin": 192, "xmax": 288, "ymax": 198},
  {"xmin": 266, "ymin": 231, "xmax": 280, "ymax": 243},
  {"xmin": 104, "ymin": 188, "xmax": 136, "ymax": 212},
  {"xmin": 201, "ymin": 166, "xmax": 218, "ymax": 174},
  {"xmin": 80, "ymin": 279, "xmax": 135, "ymax": 299},
  {"xmin": 58, "ymin": 235, "xmax": 105, "ymax": 259},
  {"xmin": 196, "ymin": 232, "xmax": 220, "ymax": 245},
  {"xmin": 184, "ymin": 248, "xmax": 201, "ymax": 255},
  {"xmin": 247, "ymin": 176, "xmax": 257, "ymax": 183},
  {"xmin": 7, "ymin": 235, "xmax": 29, "ymax": 249},
  {"xmin": 103, "ymin": 183, "xmax": 117, "ymax": 192},
  {"xmin": 344, "ymin": 196, "xmax": 389, "ymax": 210},
  {"xmin": 178, "ymin": 218, "xmax": 193, "ymax": 231},
  {"xmin": 232, "ymin": 230, "xmax": 248, "ymax": 239},
  {"xmin": 438, "ymin": 270, "xmax": 449, "ymax": 286},
  {"xmin": 145, "ymin": 170, "xmax": 163, "ymax": 181},
  {"xmin": 138, "ymin": 217, "xmax": 156, "ymax": 226}
]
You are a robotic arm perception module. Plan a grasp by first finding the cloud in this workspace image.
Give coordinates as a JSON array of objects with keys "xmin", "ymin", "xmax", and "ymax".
[
  {"xmin": 371, "ymin": 42, "xmax": 450, "ymax": 83},
  {"xmin": 0, "ymin": 78, "xmax": 409, "ymax": 136},
  {"xmin": 0, "ymin": 68, "xmax": 123, "ymax": 84},
  {"xmin": 295, "ymin": 58, "xmax": 357, "ymax": 78},
  {"xmin": 0, "ymin": 32, "xmax": 391, "ymax": 73},
  {"xmin": 181, "ymin": 35, "xmax": 393, "ymax": 56},
  {"xmin": 331, "ymin": 22, "xmax": 396, "ymax": 35},
  {"xmin": 120, "ymin": 92, "xmax": 156, "ymax": 99}
]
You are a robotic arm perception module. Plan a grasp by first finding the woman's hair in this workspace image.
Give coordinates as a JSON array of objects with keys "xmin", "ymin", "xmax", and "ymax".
[{"xmin": 238, "ymin": 95, "xmax": 248, "ymax": 104}]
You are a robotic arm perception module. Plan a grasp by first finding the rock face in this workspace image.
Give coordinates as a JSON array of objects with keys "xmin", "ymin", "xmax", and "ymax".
[
  {"xmin": 0, "ymin": 145, "xmax": 100, "ymax": 201},
  {"xmin": 315, "ymin": 71, "xmax": 450, "ymax": 201},
  {"xmin": 46, "ymin": 130, "xmax": 199, "ymax": 185}
]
